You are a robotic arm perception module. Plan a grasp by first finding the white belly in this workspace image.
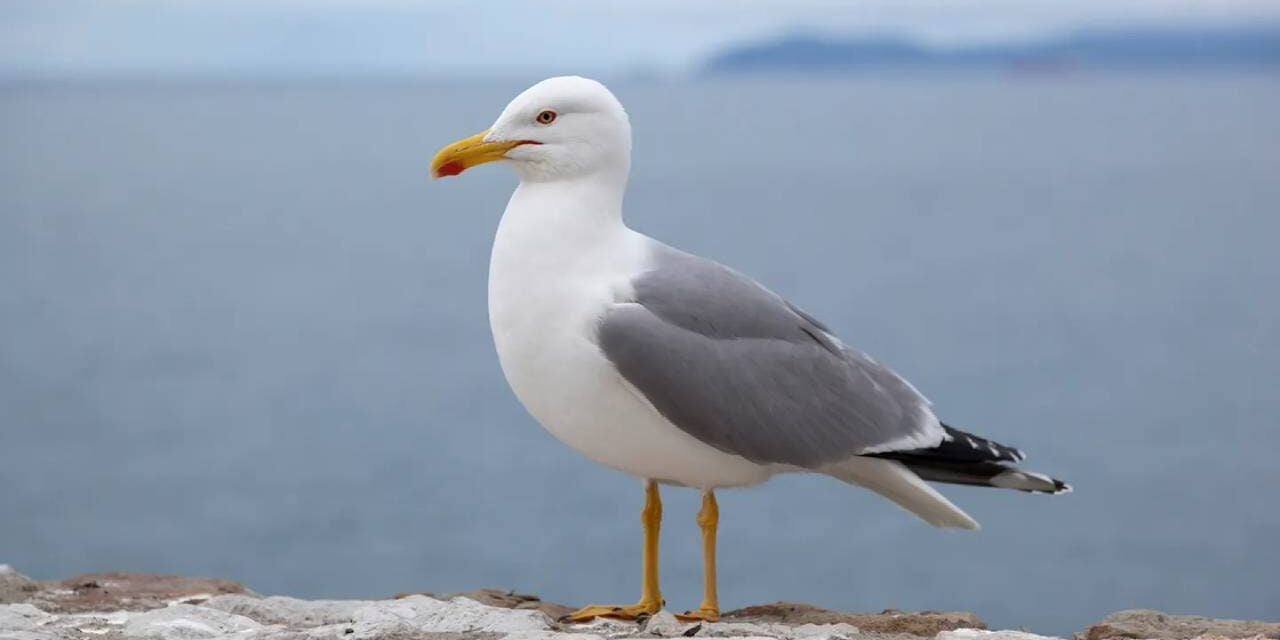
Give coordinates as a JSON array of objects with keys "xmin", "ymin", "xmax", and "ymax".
[{"xmin": 487, "ymin": 212, "xmax": 774, "ymax": 489}]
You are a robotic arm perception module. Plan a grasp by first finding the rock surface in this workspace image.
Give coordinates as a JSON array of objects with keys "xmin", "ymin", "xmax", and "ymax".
[
  {"xmin": 1080, "ymin": 609, "xmax": 1280, "ymax": 640},
  {"xmin": 939, "ymin": 632, "xmax": 1061, "ymax": 640},
  {"xmin": 395, "ymin": 588, "xmax": 574, "ymax": 620},
  {"xmin": 724, "ymin": 603, "xmax": 985, "ymax": 637},
  {"xmin": 0, "ymin": 566, "xmax": 41, "ymax": 605},
  {"xmin": 122, "ymin": 604, "xmax": 265, "ymax": 640},
  {"xmin": 6, "ymin": 568, "xmax": 255, "ymax": 614},
  {"xmin": 2, "ymin": 566, "xmax": 1276, "ymax": 640}
]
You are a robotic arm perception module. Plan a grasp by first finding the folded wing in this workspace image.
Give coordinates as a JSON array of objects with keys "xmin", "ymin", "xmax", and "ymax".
[{"xmin": 596, "ymin": 243, "xmax": 946, "ymax": 469}]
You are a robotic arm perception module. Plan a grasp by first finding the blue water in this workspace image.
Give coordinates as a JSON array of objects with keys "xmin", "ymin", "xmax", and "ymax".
[{"xmin": 2, "ymin": 74, "xmax": 1278, "ymax": 636}]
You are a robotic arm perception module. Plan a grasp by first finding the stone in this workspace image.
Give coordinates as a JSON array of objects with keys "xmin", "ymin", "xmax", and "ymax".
[
  {"xmin": 27, "ymin": 571, "xmax": 255, "ymax": 614},
  {"xmin": 122, "ymin": 603, "xmax": 268, "ymax": 639},
  {"xmin": 0, "ymin": 565, "xmax": 41, "ymax": 605},
  {"xmin": 687, "ymin": 620, "xmax": 863, "ymax": 640},
  {"xmin": 644, "ymin": 610, "xmax": 696, "ymax": 636},
  {"xmin": 685, "ymin": 621, "xmax": 779, "ymax": 637},
  {"xmin": 723, "ymin": 602, "xmax": 985, "ymax": 637},
  {"xmin": 204, "ymin": 594, "xmax": 372, "ymax": 627},
  {"xmin": 787, "ymin": 622, "xmax": 862, "ymax": 639},
  {"xmin": 502, "ymin": 633, "xmax": 607, "ymax": 640},
  {"xmin": 555, "ymin": 615, "xmax": 640, "ymax": 635},
  {"xmin": 561, "ymin": 615, "xmax": 865, "ymax": 640},
  {"xmin": 412, "ymin": 588, "xmax": 576, "ymax": 621},
  {"xmin": 1187, "ymin": 636, "xmax": 1271, "ymax": 640},
  {"xmin": 1, "ymin": 633, "xmax": 59, "ymax": 640},
  {"xmin": 1082, "ymin": 610, "xmax": 1280, "ymax": 640},
  {"xmin": 62, "ymin": 610, "xmax": 133, "ymax": 637},
  {"xmin": 939, "ymin": 630, "xmax": 1063, "ymax": 640},
  {"xmin": 0, "ymin": 603, "xmax": 55, "ymax": 633},
  {"xmin": 8, "ymin": 565, "xmax": 1279, "ymax": 640},
  {"xmin": 346, "ymin": 594, "xmax": 552, "ymax": 638}
]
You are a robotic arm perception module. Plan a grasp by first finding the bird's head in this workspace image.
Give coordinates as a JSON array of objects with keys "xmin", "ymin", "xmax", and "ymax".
[{"xmin": 431, "ymin": 76, "xmax": 631, "ymax": 183}]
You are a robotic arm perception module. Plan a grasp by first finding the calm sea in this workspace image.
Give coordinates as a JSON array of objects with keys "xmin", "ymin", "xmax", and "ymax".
[{"xmin": 2, "ymin": 74, "xmax": 1278, "ymax": 636}]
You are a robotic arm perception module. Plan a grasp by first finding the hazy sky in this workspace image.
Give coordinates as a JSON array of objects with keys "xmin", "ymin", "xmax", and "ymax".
[{"xmin": 3, "ymin": 0, "xmax": 1280, "ymax": 78}]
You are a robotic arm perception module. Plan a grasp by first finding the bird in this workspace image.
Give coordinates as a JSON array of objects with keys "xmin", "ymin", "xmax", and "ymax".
[{"xmin": 430, "ymin": 76, "xmax": 1069, "ymax": 624}]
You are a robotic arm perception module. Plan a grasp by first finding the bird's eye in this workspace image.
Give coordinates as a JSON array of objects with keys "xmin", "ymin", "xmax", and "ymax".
[{"xmin": 535, "ymin": 109, "xmax": 557, "ymax": 125}]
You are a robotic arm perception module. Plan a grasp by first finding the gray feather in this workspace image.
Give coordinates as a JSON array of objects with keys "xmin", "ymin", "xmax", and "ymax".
[{"xmin": 595, "ymin": 243, "xmax": 942, "ymax": 469}]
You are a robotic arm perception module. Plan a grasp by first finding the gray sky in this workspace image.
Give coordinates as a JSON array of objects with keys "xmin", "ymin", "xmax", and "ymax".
[{"xmin": 3, "ymin": 0, "xmax": 1280, "ymax": 78}]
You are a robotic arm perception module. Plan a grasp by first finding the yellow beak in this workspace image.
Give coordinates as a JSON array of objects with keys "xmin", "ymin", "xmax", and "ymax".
[{"xmin": 430, "ymin": 130, "xmax": 536, "ymax": 179}]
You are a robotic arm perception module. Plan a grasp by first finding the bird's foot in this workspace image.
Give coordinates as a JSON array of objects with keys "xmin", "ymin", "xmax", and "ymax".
[
  {"xmin": 561, "ymin": 599, "xmax": 663, "ymax": 623},
  {"xmin": 674, "ymin": 606, "xmax": 720, "ymax": 623}
]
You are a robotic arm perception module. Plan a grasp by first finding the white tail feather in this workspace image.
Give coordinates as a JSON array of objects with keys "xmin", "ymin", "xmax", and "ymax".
[
  {"xmin": 991, "ymin": 469, "xmax": 1072, "ymax": 493},
  {"xmin": 824, "ymin": 457, "xmax": 980, "ymax": 530}
]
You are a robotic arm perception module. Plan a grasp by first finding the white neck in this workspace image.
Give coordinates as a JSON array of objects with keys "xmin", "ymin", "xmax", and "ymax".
[
  {"xmin": 495, "ymin": 174, "xmax": 630, "ymax": 262},
  {"xmin": 488, "ymin": 173, "xmax": 647, "ymax": 341}
]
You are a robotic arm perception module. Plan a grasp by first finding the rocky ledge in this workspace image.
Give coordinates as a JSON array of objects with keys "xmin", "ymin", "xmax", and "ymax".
[{"xmin": 2, "ymin": 565, "xmax": 1276, "ymax": 640}]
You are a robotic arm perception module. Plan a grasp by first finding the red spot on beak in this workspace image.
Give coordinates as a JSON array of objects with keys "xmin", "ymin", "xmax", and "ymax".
[{"xmin": 436, "ymin": 160, "xmax": 465, "ymax": 177}]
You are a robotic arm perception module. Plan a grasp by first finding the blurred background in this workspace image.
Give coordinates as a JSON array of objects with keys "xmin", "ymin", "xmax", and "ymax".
[{"xmin": 2, "ymin": 1, "xmax": 1278, "ymax": 636}]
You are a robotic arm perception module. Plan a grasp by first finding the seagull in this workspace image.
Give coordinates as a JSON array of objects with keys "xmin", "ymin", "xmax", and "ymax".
[{"xmin": 430, "ymin": 76, "xmax": 1069, "ymax": 623}]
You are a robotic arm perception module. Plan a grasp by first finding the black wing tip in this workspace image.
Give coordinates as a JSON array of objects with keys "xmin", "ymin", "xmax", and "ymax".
[{"xmin": 906, "ymin": 422, "xmax": 1027, "ymax": 464}]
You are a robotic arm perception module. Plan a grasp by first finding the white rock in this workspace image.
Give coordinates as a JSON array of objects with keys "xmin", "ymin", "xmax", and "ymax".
[
  {"xmin": 0, "ymin": 632, "xmax": 59, "ymax": 640},
  {"xmin": 346, "ymin": 595, "xmax": 551, "ymax": 638},
  {"xmin": 699, "ymin": 621, "xmax": 779, "ymax": 637},
  {"xmin": 503, "ymin": 632, "xmax": 608, "ymax": 640},
  {"xmin": 643, "ymin": 610, "xmax": 695, "ymax": 636},
  {"xmin": 122, "ymin": 603, "xmax": 267, "ymax": 640},
  {"xmin": 937, "ymin": 629, "xmax": 1064, "ymax": 640},
  {"xmin": 204, "ymin": 594, "xmax": 373, "ymax": 627},
  {"xmin": 2, "ymin": 586, "xmax": 1078, "ymax": 640},
  {"xmin": 0, "ymin": 603, "xmax": 55, "ymax": 632},
  {"xmin": 561, "ymin": 616, "xmax": 636, "ymax": 632},
  {"xmin": 63, "ymin": 610, "xmax": 132, "ymax": 636},
  {"xmin": 668, "ymin": 620, "xmax": 862, "ymax": 640},
  {"xmin": 245, "ymin": 622, "xmax": 355, "ymax": 640},
  {"xmin": 0, "ymin": 603, "xmax": 58, "ymax": 640},
  {"xmin": 708, "ymin": 621, "xmax": 811, "ymax": 638},
  {"xmin": 0, "ymin": 606, "xmax": 134, "ymax": 640},
  {"xmin": 788, "ymin": 622, "xmax": 861, "ymax": 639}
]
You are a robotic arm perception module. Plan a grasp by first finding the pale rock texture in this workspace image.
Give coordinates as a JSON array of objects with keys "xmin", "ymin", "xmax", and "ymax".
[
  {"xmin": 0, "ymin": 603, "xmax": 54, "ymax": 638},
  {"xmin": 723, "ymin": 603, "xmax": 985, "ymax": 637},
  {"xmin": 202, "ymin": 594, "xmax": 374, "ymax": 628},
  {"xmin": 938, "ymin": 630, "xmax": 1062, "ymax": 640},
  {"xmin": 1082, "ymin": 609, "xmax": 1280, "ymax": 640},
  {"xmin": 639, "ymin": 610, "xmax": 688, "ymax": 636},
  {"xmin": 122, "ymin": 604, "xmax": 268, "ymax": 639},
  {"xmin": 0, "ymin": 566, "xmax": 41, "ymax": 605},
  {"xmin": 399, "ymin": 589, "xmax": 573, "ymax": 620},
  {"xmin": 502, "ymin": 633, "xmax": 606, "ymax": 640},
  {"xmin": 787, "ymin": 622, "xmax": 864, "ymax": 639},
  {"xmin": 548, "ymin": 609, "xmax": 862, "ymax": 640},
  {"xmin": 3, "ymin": 566, "xmax": 1279, "ymax": 640},
  {"xmin": 345, "ymin": 595, "xmax": 552, "ymax": 637}
]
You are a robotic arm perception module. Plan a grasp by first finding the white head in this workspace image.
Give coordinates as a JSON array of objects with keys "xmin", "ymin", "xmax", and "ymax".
[{"xmin": 431, "ymin": 76, "xmax": 631, "ymax": 184}]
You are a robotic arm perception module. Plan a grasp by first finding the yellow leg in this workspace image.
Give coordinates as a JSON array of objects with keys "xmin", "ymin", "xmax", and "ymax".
[
  {"xmin": 564, "ymin": 480, "xmax": 664, "ymax": 622},
  {"xmin": 676, "ymin": 490, "xmax": 720, "ymax": 622}
]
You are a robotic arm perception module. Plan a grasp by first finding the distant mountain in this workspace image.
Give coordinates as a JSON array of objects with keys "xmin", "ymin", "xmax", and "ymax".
[{"xmin": 704, "ymin": 26, "xmax": 1280, "ymax": 74}]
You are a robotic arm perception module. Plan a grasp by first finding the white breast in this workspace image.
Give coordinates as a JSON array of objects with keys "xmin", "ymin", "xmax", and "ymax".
[{"xmin": 486, "ymin": 183, "xmax": 775, "ymax": 489}]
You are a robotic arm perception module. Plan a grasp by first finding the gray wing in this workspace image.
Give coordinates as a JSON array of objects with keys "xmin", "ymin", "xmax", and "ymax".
[{"xmin": 596, "ymin": 243, "xmax": 944, "ymax": 469}]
